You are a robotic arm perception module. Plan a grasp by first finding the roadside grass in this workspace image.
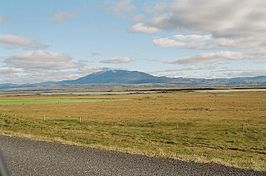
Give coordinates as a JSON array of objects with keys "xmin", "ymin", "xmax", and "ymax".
[{"xmin": 0, "ymin": 92, "xmax": 265, "ymax": 171}]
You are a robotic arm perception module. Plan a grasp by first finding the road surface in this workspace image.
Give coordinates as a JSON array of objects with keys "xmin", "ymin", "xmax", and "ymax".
[{"xmin": 0, "ymin": 135, "xmax": 265, "ymax": 176}]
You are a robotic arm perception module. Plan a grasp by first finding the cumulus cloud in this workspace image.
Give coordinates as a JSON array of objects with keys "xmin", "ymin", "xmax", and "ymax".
[
  {"xmin": 153, "ymin": 34, "xmax": 213, "ymax": 49},
  {"xmin": 0, "ymin": 34, "xmax": 48, "ymax": 49},
  {"xmin": 141, "ymin": 0, "xmax": 266, "ymax": 42},
  {"xmin": 111, "ymin": 0, "xmax": 135, "ymax": 15},
  {"xmin": 52, "ymin": 11, "xmax": 77, "ymax": 22},
  {"xmin": 100, "ymin": 56, "xmax": 132, "ymax": 64},
  {"xmin": 132, "ymin": 0, "xmax": 266, "ymax": 71},
  {"xmin": 146, "ymin": 0, "xmax": 266, "ymax": 37},
  {"xmin": 153, "ymin": 34, "xmax": 266, "ymax": 50},
  {"xmin": 0, "ymin": 16, "xmax": 10, "ymax": 24},
  {"xmin": 5, "ymin": 50, "xmax": 79, "ymax": 71},
  {"xmin": 133, "ymin": 1, "xmax": 266, "ymax": 43},
  {"xmin": 167, "ymin": 51, "xmax": 243, "ymax": 65},
  {"xmin": 129, "ymin": 23, "xmax": 160, "ymax": 33},
  {"xmin": 0, "ymin": 50, "xmax": 103, "ymax": 83}
]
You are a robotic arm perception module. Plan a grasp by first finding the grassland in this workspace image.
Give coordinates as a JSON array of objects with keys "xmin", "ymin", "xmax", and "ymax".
[{"xmin": 0, "ymin": 91, "xmax": 265, "ymax": 171}]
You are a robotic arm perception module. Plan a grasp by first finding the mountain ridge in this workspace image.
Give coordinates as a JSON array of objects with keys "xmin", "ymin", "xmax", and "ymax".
[
  {"xmin": 1, "ymin": 70, "xmax": 266, "ymax": 90},
  {"xmin": 60, "ymin": 70, "xmax": 175, "ymax": 84}
]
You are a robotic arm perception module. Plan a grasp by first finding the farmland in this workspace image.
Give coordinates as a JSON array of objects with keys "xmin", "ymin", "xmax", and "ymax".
[{"xmin": 0, "ymin": 91, "xmax": 265, "ymax": 171}]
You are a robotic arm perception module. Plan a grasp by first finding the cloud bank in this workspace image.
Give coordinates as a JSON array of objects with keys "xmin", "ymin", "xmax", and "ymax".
[{"xmin": 130, "ymin": 0, "xmax": 266, "ymax": 66}]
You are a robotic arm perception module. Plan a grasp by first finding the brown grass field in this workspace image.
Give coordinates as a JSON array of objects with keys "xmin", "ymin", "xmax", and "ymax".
[{"xmin": 0, "ymin": 91, "xmax": 265, "ymax": 171}]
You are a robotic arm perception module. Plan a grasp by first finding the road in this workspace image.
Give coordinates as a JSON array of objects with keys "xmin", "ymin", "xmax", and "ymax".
[{"xmin": 0, "ymin": 135, "xmax": 265, "ymax": 176}]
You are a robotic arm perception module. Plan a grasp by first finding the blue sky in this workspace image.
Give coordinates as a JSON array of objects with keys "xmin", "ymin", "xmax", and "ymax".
[{"xmin": 0, "ymin": 0, "xmax": 266, "ymax": 83}]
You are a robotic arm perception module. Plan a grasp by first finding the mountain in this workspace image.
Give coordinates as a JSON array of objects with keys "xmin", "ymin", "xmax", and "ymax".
[
  {"xmin": 61, "ymin": 70, "xmax": 174, "ymax": 84},
  {"xmin": 61, "ymin": 70, "xmax": 266, "ymax": 86},
  {"xmin": 0, "ymin": 83, "xmax": 18, "ymax": 89},
  {"xmin": 227, "ymin": 76, "xmax": 266, "ymax": 86},
  {"xmin": 1, "ymin": 70, "xmax": 266, "ymax": 90}
]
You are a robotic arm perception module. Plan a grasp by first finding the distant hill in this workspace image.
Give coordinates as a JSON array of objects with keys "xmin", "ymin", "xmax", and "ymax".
[{"xmin": 1, "ymin": 70, "xmax": 266, "ymax": 90}]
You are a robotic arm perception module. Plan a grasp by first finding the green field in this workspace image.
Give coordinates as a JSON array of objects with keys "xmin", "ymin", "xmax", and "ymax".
[
  {"xmin": 0, "ymin": 92, "xmax": 265, "ymax": 171},
  {"xmin": 0, "ymin": 97, "xmax": 122, "ymax": 105}
]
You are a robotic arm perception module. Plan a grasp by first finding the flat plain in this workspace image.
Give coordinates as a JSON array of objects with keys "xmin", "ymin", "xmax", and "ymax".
[{"xmin": 0, "ymin": 91, "xmax": 265, "ymax": 171}]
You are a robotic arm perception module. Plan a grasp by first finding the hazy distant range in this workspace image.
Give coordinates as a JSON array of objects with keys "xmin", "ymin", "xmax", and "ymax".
[{"xmin": 1, "ymin": 70, "xmax": 266, "ymax": 90}]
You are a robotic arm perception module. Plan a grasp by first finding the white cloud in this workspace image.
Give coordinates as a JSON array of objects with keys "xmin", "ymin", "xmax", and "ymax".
[
  {"xmin": 132, "ymin": 0, "xmax": 266, "ymax": 70},
  {"xmin": 52, "ymin": 11, "xmax": 76, "ymax": 22},
  {"xmin": 167, "ymin": 51, "xmax": 243, "ymax": 65},
  {"xmin": 0, "ymin": 16, "xmax": 10, "ymax": 24},
  {"xmin": 0, "ymin": 67, "xmax": 23, "ymax": 74},
  {"xmin": 0, "ymin": 34, "xmax": 47, "ymax": 49},
  {"xmin": 153, "ymin": 34, "xmax": 256, "ymax": 49},
  {"xmin": 5, "ymin": 50, "xmax": 78, "ymax": 70},
  {"xmin": 147, "ymin": 0, "xmax": 266, "ymax": 38},
  {"xmin": 153, "ymin": 38, "xmax": 178, "ymax": 48},
  {"xmin": 153, "ymin": 34, "xmax": 266, "ymax": 64},
  {"xmin": 100, "ymin": 56, "xmax": 132, "ymax": 64},
  {"xmin": 246, "ymin": 49, "xmax": 266, "ymax": 62},
  {"xmin": 0, "ymin": 50, "xmax": 103, "ymax": 83},
  {"xmin": 0, "ymin": 67, "xmax": 24, "ymax": 84},
  {"xmin": 153, "ymin": 34, "xmax": 213, "ymax": 49},
  {"xmin": 129, "ymin": 23, "xmax": 160, "ymax": 33},
  {"xmin": 146, "ymin": 0, "xmax": 266, "ymax": 49},
  {"xmin": 0, "ymin": 67, "xmax": 102, "ymax": 84}
]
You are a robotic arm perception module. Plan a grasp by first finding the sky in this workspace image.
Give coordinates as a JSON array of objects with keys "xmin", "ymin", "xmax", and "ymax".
[{"xmin": 0, "ymin": 0, "xmax": 266, "ymax": 83}]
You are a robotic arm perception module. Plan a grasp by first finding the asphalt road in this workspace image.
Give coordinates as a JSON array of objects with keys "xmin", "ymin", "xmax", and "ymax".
[{"xmin": 0, "ymin": 135, "xmax": 265, "ymax": 176}]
